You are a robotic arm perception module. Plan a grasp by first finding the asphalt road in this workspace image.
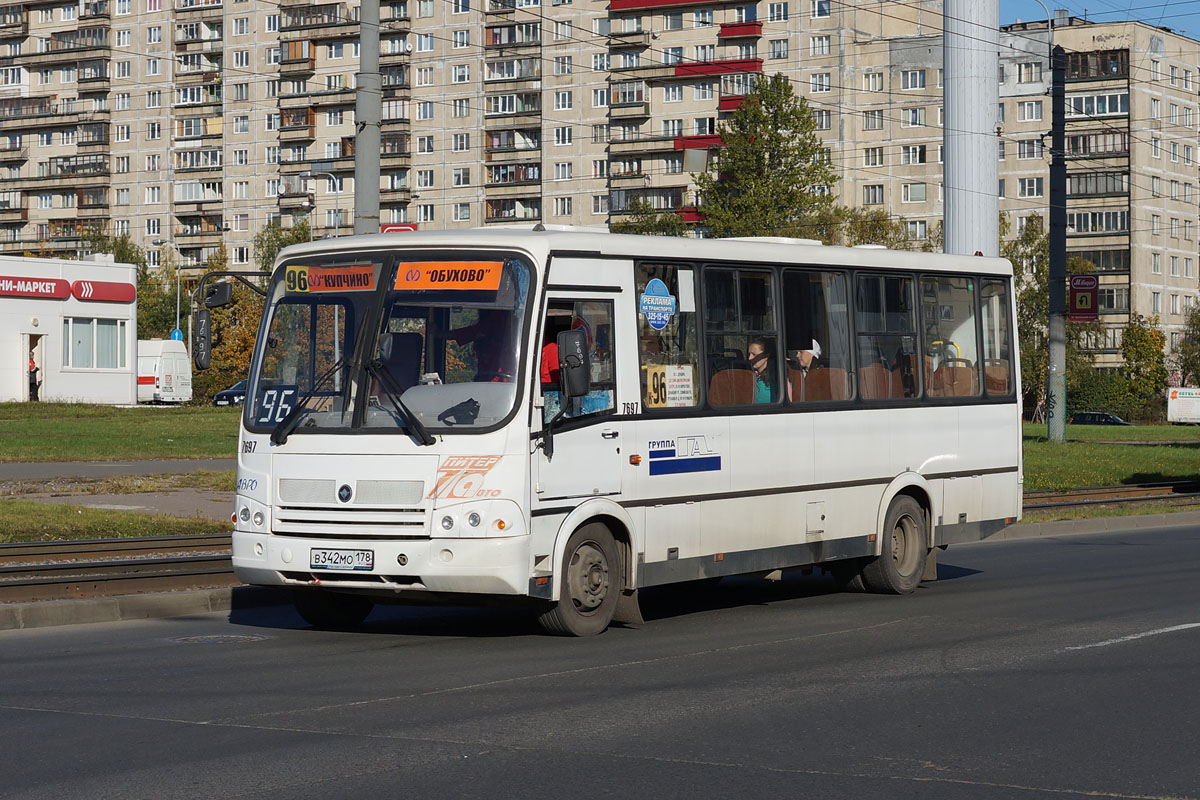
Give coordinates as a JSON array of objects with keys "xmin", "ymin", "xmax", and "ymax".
[{"xmin": 2, "ymin": 526, "xmax": 1198, "ymax": 800}]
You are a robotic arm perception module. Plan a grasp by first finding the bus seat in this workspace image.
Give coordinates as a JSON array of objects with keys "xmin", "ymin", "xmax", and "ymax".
[
  {"xmin": 932, "ymin": 365, "xmax": 976, "ymax": 397},
  {"xmin": 984, "ymin": 360, "xmax": 1010, "ymax": 394},
  {"xmin": 787, "ymin": 367, "xmax": 805, "ymax": 402},
  {"xmin": 857, "ymin": 363, "xmax": 891, "ymax": 400},
  {"xmin": 709, "ymin": 368, "xmax": 755, "ymax": 406},
  {"xmin": 375, "ymin": 331, "xmax": 422, "ymax": 394},
  {"xmin": 802, "ymin": 367, "xmax": 848, "ymax": 401}
]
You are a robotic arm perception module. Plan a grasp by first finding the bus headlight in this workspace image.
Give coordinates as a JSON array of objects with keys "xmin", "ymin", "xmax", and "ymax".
[
  {"xmin": 434, "ymin": 500, "xmax": 526, "ymax": 539},
  {"xmin": 467, "ymin": 511, "xmax": 482, "ymax": 528},
  {"xmin": 441, "ymin": 515, "xmax": 455, "ymax": 531}
]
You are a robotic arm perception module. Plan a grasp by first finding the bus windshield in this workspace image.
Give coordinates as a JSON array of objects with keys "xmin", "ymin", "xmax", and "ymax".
[{"xmin": 244, "ymin": 250, "xmax": 532, "ymax": 435}]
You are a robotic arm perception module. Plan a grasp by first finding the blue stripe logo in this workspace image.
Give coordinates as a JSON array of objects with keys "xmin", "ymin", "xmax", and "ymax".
[{"xmin": 647, "ymin": 436, "xmax": 721, "ymax": 476}]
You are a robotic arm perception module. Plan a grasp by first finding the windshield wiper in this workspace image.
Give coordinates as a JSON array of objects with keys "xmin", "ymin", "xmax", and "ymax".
[
  {"xmin": 270, "ymin": 357, "xmax": 346, "ymax": 446},
  {"xmin": 365, "ymin": 360, "xmax": 436, "ymax": 446}
]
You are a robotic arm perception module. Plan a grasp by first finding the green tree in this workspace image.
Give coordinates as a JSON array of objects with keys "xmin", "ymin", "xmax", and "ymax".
[
  {"xmin": 609, "ymin": 199, "xmax": 690, "ymax": 236},
  {"xmin": 1002, "ymin": 214, "xmax": 1100, "ymax": 417},
  {"xmin": 810, "ymin": 205, "xmax": 910, "ymax": 248},
  {"xmin": 693, "ymin": 73, "xmax": 838, "ymax": 238},
  {"xmin": 1173, "ymin": 305, "xmax": 1200, "ymax": 386},
  {"xmin": 1121, "ymin": 314, "xmax": 1168, "ymax": 405},
  {"xmin": 85, "ymin": 229, "xmax": 174, "ymax": 340},
  {"xmin": 253, "ymin": 218, "xmax": 310, "ymax": 273}
]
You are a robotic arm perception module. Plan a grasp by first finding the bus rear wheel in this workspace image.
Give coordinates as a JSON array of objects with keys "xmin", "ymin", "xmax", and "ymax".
[
  {"xmin": 538, "ymin": 523, "xmax": 621, "ymax": 637},
  {"xmin": 861, "ymin": 496, "xmax": 928, "ymax": 595},
  {"xmin": 292, "ymin": 589, "xmax": 374, "ymax": 629}
]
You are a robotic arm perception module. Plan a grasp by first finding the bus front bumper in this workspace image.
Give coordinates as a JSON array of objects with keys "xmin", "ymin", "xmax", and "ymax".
[{"xmin": 232, "ymin": 531, "xmax": 532, "ymax": 597}]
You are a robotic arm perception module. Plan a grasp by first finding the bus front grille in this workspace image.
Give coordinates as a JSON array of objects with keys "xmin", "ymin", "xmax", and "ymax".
[{"xmin": 272, "ymin": 505, "xmax": 428, "ymax": 539}]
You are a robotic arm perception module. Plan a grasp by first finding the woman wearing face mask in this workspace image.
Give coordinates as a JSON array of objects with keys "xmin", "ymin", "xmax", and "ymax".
[{"xmin": 747, "ymin": 337, "xmax": 777, "ymax": 404}]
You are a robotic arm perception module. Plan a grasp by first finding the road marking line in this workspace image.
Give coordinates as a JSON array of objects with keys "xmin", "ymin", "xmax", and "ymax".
[{"xmin": 1063, "ymin": 623, "xmax": 1200, "ymax": 652}]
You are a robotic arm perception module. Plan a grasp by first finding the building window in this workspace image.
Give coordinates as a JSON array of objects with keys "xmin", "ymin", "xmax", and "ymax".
[
  {"xmin": 901, "ymin": 145, "xmax": 926, "ymax": 165},
  {"xmin": 901, "ymin": 183, "xmax": 926, "ymax": 203},
  {"xmin": 863, "ymin": 146, "xmax": 883, "ymax": 167},
  {"xmin": 1018, "ymin": 177, "xmax": 1044, "ymax": 198},
  {"xmin": 554, "ymin": 196, "xmax": 572, "ymax": 216},
  {"xmin": 901, "ymin": 70, "xmax": 925, "ymax": 90},
  {"xmin": 452, "ymin": 133, "xmax": 470, "ymax": 151},
  {"xmin": 63, "ymin": 318, "xmax": 127, "ymax": 370},
  {"xmin": 901, "ymin": 107, "xmax": 926, "ymax": 127},
  {"xmin": 810, "ymin": 35, "xmax": 830, "ymax": 56},
  {"xmin": 905, "ymin": 220, "xmax": 927, "ymax": 240},
  {"xmin": 809, "ymin": 73, "xmax": 831, "ymax": 93},
  {"xmin": 770, "ymin": 39, "xmax": 788, "ymax": 59},
  {"xmin": 863, "ymin": 184, "xmax": 883, "ymax": 205},
  {"xmin": 1018, "ymin": 101, "xmax": 1042, "ymax": 121},
  {"xmin": 452, "ymin": 203, "xmax": 470, "ymax": 221},
  {"xmin": 810, "ymin": 0, "xmax": 830, "ymax": 18},
  {"xmin": 862, "ymin": 110, "xmax": 883, "ymax": 130}
]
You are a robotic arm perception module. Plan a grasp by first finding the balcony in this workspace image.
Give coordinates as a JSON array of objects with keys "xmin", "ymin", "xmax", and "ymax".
[
  {"xmin": 175, "ymin": 0, "xmax": 223, "ymax": 17},
  {"xmin": 611, "ymin": 0, "xmax": 721, "ymax": 8},
  {"xmin": 610, "ymin": 102, "xmax": 651, "ymax": 120},
  {"xmin": 718, "ymin": 21, "xmax": 763, "ymax": 38},
  {"xmin": 21, "ymin": 28, "xmax": 111, "ymax": 67},
  {"xmin": 281, "ymin": 87, "xmax": 355, "ymax": 109},
  {"xmin": 379, "ymin": 186, "xmax": 412, "ymax": 202},
  {"xmin": 484, "ymin": 0, "xmax": 517, "ymax": 15},
  {"xmin": 675, "ymin": 58, "xmax": 762, "ymax": 78},
  {"xmin": 81, "ymin": 0, "xmax": 110, "ymax": 19},
  {"xmin": 280, "ymin": 108, "xmax": 316, "ymax": 140},
  {"xmin": 0, "ymin": 199, "xmax": 28, "ymax": 222},
  {"xmin": 78, "ymin": 124, "xmax": 110, "ymax": 147},
  {"xmin": 0, "ymin": 96, "xmax": 82, "ymax": 129},
  {"xmin": 279, "ymin": 44, "xmax": 316, "ymax": 75},
  {"xmin": 278, "ymin": 190, "xmax": 314, "ymax": 211},
  {"xmin": 608, "ymin": 31, "xmax": 651, "ymax": 49},
  {"xmin": 381, "ymin": 135, "xmax": 410, "ymax": 164},
  {"xmin": 674, "ymin": 134, "xmax": 722, "ymax": 150},
  {"xmin": 0, "ymin": 5, "xmax": 28, "ymax": 36},
  {"xmin": 484, "ymin": 197, "xmax": 541, "ymax": 223},
  {"xmin": 718, "ymin": 95, "xmax": 745, "ymax": 112},
  {"xmin": 281, "ymin": 3, "xmax": 359, "ymax": 42},
  {"xmin": 0, "ymin": 142, "xmax": 28, "ymax": 162},
  {"xmin": 608, "ymin": 135, "xmax": 680, "ymax": 156}
]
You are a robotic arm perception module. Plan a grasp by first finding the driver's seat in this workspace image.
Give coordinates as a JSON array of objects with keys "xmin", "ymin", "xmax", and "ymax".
[{"xmin": 375, "ymin": 332, "xmax": 422, "ymax": 394}]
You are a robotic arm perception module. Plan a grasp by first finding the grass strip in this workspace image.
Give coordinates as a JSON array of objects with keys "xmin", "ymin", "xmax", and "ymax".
[
  {"xmin": 1024, "ymin": 422, "xmax": 1200, "ymax": 442},
  {"xmin": 1023, "ymin": 438, "xmax": 1200, "ymax": 491},
  {"xmin": 0, "ymin": 500, "xmax": 229, "ymax": 543},
  {"xmin": 0, "ymin": 402, "xmax": 240, "ymax": 462},
  {"xmin": 3, "ymin": 470, "xmax": 236, "ymax": 497},
  {"xmin": 1021, "ymin": 502, "xmax": 1200, "ymax": 524}
]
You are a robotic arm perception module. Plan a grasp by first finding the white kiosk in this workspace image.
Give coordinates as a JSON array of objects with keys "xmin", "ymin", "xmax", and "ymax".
[{"xmin": 0, "ymin": 254, "xmax": 138, "ymax": 404}]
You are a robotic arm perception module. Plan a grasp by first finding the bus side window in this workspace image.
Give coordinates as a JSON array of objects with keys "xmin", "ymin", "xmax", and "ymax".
[
  {"xmin": 782, "ymin": 269, "xmax": 852, "ymax": 403},
  {"xmin": 637, "ymin": 263, "xmax": 701, "ymax": 410},
  {"xmin": 980, "ymin": 278, "xmax": 1013, "ymax": 395},
  {"xmin": 855, "ymin": 274, "xmax": 919, "ymax": 400},
  {"xmin": 703, "ymin": 267, "xmax": 780, "ymax": 406},
  {"xmin": 920, "ymin": 275, "xmax": 981, "ymax": 398}
]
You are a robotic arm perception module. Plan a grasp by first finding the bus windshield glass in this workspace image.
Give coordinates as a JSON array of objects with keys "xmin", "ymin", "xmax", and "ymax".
[{"xmin": 244, "ymin": 250, "xmax": 532, "ymax": 435}]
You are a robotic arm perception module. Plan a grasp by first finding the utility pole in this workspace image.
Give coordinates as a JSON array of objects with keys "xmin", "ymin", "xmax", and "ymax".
[
  {"xmin": 943, "ymin": 0, "xmax": 999, "ymax": 257},
  {"xmin": 1047, "ymin": 43, "xmax": 1068, "ymax": 443},
  {"xmin": 354, "ymin": 0, "xmax": 381, "ymax": 236}
]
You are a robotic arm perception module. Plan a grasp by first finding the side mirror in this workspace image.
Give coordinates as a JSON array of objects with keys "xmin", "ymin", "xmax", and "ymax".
[
  {"xmin": 557, "ymin": 329, "xmax": 590, "ymax": 398},
  {"xmin": 377, "ymin": 331, "xmax": 394, "ymax": 362},
  {"xmin": 204, "ymin": 282, "xmax": 233, "ymax": 308},
  {"xmin": 194, "ymin": 309, "xmax": 211, "ymax": 370}
]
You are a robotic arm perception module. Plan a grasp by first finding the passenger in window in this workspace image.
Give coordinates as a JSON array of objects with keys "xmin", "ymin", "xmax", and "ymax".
[
  {"xmin": 748, "ymin": 337, "xmax": 778, "ymax": 403},
  {"xmin": 789, "ymin": 335, "xmax": 822, "ymax": 373}
]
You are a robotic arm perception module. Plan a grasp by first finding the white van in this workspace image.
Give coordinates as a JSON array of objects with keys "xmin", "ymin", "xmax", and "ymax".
[{"xmin": 137, "ymin": 339, "xmax": 193, "ymax": 403}]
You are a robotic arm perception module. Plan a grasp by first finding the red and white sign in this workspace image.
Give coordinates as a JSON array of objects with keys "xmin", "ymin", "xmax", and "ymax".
[
  {"xmin": 71, "ymin": 280, "xmax": 136, "ymax": 303},
  {"xmin": 381, "ymin": 223, "xmax": 419, "ymax": 233},
  {"xmin": 1069, "ymin": 275, "xmax": 1099, "ymax": 322},
  {"xmin": 0, "ymin": 275, "xmax": 71, "ymax": 300}
]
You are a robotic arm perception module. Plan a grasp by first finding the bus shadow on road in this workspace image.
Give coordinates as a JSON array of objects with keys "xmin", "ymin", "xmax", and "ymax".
[{"xmin": 227, "ymin": 563, "xmax": 984, "ymax": 635}]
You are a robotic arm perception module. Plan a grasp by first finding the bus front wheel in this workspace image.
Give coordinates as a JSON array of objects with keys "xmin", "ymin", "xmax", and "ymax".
[
  {"xmin": 861, "ymin": 496, "xmax": 928, "ymax": 595},
  {"xmin": 538, "ymin": 523, "xmax": 621, "ymax": 636},
  {"xmin": 292, "ymin": 589, "xmax": 374, "ymax": 629}
]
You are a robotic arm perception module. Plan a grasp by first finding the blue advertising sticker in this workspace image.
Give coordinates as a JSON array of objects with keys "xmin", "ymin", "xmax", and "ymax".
[{"xmin": 639, "ymin": 279, "xmax": 677, "ymax": 331}]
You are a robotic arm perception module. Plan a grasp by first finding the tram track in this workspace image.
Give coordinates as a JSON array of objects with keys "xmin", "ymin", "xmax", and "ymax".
[{"xmin": 2, "ymin": 485, "xmax": 1197, "ymax": 604}]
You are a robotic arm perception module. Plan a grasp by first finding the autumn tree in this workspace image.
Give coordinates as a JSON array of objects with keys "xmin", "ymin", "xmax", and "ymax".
[
  {"xmin": 693, "ymin": 73, "xmax": 838, "ymax": 238},
  {"xmin": 1121, "ymin": 314, "xmax": 1168, "ymax": 403},
  {"xmin": 191, "ymin": 244, "xmax": 266, "ymax": 402}
]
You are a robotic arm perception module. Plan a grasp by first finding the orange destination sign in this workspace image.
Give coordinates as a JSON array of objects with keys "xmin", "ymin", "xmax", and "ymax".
[
  {"xmin": 284, "ymin": 264, "xmax": 376, "ymax": 293},
  {"xmin": 395, "ymin": 261, "xmax": 503, "ymax": 291}
]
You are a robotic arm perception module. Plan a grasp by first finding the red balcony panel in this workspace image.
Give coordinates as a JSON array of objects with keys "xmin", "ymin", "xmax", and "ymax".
[
  {"xmin": 674, "ymin": 134, "xmax": 723, "ymax": 150},
  {"xmin": 718, "ymin": 21, "xmax": 763, "ymax": 38},
  {"xmin": 718, "ymin": 95, "xmax": 745, "ymax": 112},
  {"xmin": 676, "ymin": 208, "xmax": 705, "ymax": 223},
  {"xmin": 674, "ymin": 58, "xmax": 763, "ymax": 78}
]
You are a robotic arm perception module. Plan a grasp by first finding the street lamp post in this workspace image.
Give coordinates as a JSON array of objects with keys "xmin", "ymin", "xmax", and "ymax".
[{"xmin": 300, "ymin": 171, "xmax": 341, "ymax": 240}]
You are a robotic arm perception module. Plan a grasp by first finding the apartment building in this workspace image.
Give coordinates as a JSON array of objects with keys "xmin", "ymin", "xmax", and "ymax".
[{"xmin": 0, "ymin": 1, "xmax": 1196, "ymax": 363}]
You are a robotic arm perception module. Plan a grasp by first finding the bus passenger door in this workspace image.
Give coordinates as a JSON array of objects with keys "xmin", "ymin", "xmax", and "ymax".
[{"xmin": 535, "ymin": 294, "xmax": 626, "ymax": 500}]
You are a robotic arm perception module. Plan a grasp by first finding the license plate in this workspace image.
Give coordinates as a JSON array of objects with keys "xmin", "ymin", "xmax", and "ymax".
[{"xmin": 310, "ymin": 548, "xmax": 374, "ymax": 571}]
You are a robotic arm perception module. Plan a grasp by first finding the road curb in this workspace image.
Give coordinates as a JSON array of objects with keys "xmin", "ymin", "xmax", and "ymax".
[
  {"xmin": 998, "ymin": 509, "xmax": 1200, "ymax": 540},
  {"xmin": 0, "ymin": 586, "xmax": 291, "ymax": 632}
]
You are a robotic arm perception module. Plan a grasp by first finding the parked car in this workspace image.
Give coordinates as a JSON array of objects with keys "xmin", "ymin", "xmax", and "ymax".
[
  {"xmin": 213, "ymin": 380, "xmax": 247, "ymax": 407},
  {"xmin": 1069, "ymin": 411, "xmax": 1132, "ymax": 426}
]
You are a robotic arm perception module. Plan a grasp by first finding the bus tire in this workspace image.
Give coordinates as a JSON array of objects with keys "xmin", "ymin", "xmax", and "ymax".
[
  {"xmin": 538, "ymin": 523, "xmax": 621, "ymax": 637},
  {"xmin": 829, "ymin": 559, "xmax": 866, "ymax": 592},
  {"xmin": 861, "ymin": 496, "xmax": 927, "ymax": 595},
  {"xmin": 292, "ymin": 589, "xmax": 374, "ymax": 629}
]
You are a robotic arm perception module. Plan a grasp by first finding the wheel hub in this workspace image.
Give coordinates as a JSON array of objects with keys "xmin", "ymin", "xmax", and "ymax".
[{"xmin": 568, "ymin": 542, "xmax": 609, "ymax": 611}]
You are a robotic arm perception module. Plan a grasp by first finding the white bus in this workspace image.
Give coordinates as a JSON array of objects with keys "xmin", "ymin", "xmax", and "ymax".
[{"xmin": 226, "ymin": 229, "xmax": 1021, "ymax": 635}]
